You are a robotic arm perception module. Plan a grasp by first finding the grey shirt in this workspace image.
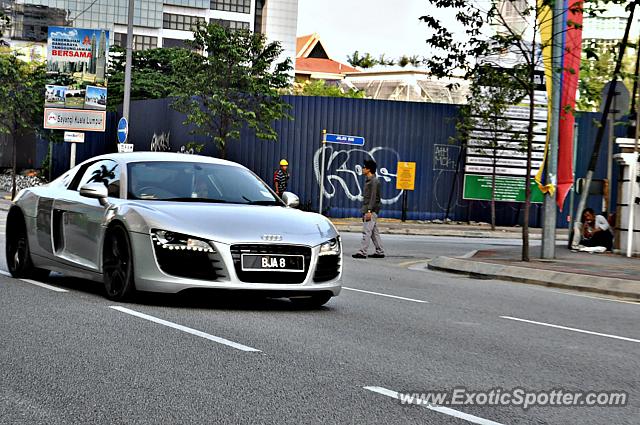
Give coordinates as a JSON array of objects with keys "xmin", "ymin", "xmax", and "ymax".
[{"xmin": 361, "ymin": 174, "xmax": 381, "ymax": 214}]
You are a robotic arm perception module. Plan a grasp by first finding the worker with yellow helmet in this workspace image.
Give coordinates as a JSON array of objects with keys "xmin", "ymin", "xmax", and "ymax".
[{"xmin": 274, "ymin": 159, "xmax": 290, "ymax": 197}]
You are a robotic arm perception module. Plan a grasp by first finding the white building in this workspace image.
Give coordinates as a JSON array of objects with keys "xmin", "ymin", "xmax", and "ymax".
[{"xmin": 583, "ymin": 2, "xmax": 640, "ymax": 49}]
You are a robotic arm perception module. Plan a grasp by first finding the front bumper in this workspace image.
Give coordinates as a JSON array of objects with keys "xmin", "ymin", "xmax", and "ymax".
[{"xmin": 129, "ymin": 232, "xmax": 342, "ymax": 296}]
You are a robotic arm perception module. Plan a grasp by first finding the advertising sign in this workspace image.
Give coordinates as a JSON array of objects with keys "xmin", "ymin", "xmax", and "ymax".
[
  {"xmin": 44, "ymin": 108, "xmax": 106, "ymax": 131},
  {"xmin": 45, "ymin": 26, "xmax": 109, "ymax": 130}
]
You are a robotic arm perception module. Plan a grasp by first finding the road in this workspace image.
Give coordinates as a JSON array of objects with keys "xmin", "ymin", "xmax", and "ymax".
[{"xmin": 1, "ymin": 214, "xmax": 639, "ymax": 424}]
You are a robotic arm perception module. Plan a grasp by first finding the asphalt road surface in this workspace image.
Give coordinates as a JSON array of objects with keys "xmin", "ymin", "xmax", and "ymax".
[{"xmin": 1, "ymin": 213, "xmax": 639, "ymax": 424}]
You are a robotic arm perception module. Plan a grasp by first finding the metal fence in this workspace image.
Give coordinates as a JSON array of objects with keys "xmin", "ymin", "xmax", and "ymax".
[{"xmin": 39, "ymin": 95, "xmax": 619, "ymax": 227}]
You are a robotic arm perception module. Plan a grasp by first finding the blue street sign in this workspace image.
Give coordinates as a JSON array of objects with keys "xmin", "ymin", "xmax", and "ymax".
[
  {"xmin": 117, "ymin": 117, "xmax": 128, "ymax": 144},
  {"xmin": 325, "ymin": 133, "xmax": 365, "ymax": 146}
]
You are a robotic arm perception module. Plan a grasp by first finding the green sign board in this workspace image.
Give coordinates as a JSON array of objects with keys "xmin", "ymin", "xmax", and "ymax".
[{"xmin": 463, "ymin": 174, "xmax": 544, "ymax": 203}]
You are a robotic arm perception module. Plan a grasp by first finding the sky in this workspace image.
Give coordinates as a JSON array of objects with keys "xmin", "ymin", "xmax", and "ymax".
[{"xmin": 296, "ymin": 0, "xmax": 435, "ymax": 64}]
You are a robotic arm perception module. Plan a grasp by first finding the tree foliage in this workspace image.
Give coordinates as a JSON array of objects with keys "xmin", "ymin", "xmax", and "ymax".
[
  {"xmin": 578, "ymin": 40, "xmax": 637, "ymax": 112},
  {"xmin": 290, "ymin": 79, "xmax": 365, "ymax": 98},
  {"xmin": 107, "ymin": 46, "xmax": 198, "ymax": 110},
  {"xmin": 347, "ymin": 51, "xmax": 378, "ymax": 68},
  {"xmin": 0, "ymin": 52, "xmax": 46, "ymax": 196},
  {"xmin": 173, "ymin": 23, "xmax": 292, "ymax": 159}
]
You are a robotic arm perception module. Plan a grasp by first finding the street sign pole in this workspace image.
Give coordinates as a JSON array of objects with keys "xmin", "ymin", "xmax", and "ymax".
[
  {"xmin": 319, "ymin": 129, "xmax": 327, "ymax": 214},
  {"xmin": 70, "ymin": 143, "xmax": 77, "ymax": 168},
  {"xmin": 401, "ymin": 191, "xmax": 408, "ymax": 222}
]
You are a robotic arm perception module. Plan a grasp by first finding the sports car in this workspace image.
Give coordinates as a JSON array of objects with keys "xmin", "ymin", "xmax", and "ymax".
[{"xmin": 6, "ymin": 152, "xmax": 342, "ymax": 306}]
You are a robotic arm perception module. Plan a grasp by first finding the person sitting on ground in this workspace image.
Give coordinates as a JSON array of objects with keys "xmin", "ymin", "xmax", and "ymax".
[{"xmin": 579, "ymin": 208, "xmax": 613, "ymax": 251}]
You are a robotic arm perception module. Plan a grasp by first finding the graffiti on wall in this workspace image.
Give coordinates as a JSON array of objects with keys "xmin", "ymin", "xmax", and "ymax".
[
  {"xmin": 313, "ymin": 146, "xmax": 404, "ymax": 205},
  {"xmin": 150, "ymin": 131, "xmax": 171, "ymax": 152}
]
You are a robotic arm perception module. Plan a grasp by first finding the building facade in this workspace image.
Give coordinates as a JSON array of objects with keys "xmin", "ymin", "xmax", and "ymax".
[{"xmin": 1, "ymin": 0, "xmax": 297, "ymax": 64}]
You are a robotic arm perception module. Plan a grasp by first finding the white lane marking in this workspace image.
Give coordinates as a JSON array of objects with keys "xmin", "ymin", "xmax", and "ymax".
[
  {"xmin": 0, "ymin": 269, "xmax": 12, "ymax": 277},
  {"xmin": 20, "ymin": 278, "xmax": 68, "ymax": 293},
  {"xmin": 342, "ymin": 287, "xmax": 428, "ymax": 303},
  {"xmin": 364, "ymin": 386, "xmax": 503, "ymax": 425},
  {"xmin": 110, "ymin": 306, "xmax": 261, "ymax": 352},
  {"xmin": 500, "ymin": 316, "xmax": 640, "ymax": 344},
  {"xmin": 547, "ymin": 289, "xmax": 640, "ymax": 305}
]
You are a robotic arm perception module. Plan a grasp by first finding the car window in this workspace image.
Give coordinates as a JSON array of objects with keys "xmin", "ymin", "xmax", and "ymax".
[
  {"xmin": 77, "ymin": 160, "xmax": 121, "ymax": 198},
  {"xmin": 127, "ymin": 161, "xmax": 280, "ymax": 205}
]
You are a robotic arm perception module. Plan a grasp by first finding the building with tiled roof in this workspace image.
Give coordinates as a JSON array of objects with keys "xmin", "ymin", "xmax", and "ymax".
[{"xmin": 295, "ymin": 33, "xmax": 358, "ymax": 81}]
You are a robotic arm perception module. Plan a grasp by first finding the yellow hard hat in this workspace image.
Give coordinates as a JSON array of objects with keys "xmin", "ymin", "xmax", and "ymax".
[{"xmin": 280, "ymin": 159, "xmax": 289, "ymax": 166}]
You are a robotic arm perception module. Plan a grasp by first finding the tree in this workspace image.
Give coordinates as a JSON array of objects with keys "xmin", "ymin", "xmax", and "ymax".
[
  {"xmin": 378, "ymin": 54, "xmax": 395, "ymax": 66},
  {"xmin": 0, "ymin": 53, "xmax": 46, "ymax": 198},
  {"xmin": 398, "ymin": 55, "xmax": 410, "ymax": 67},
  {"xmin": 290, "ymin": 79, "xmax": 365, "ymax": 98},
  {"xmin": 107, "ymin": 46, "xmax": 198, "ymax": 110},
  {"xmin": 173, "ymin": 23, "xmax": 292, "ymax": 159},
  {"xmin": 577, "ymin": 40, "xmax": 636, "ymax": 111},
  {"xmin": 347, "ymin": 51, "xmax": 379, "ymax": 69},
  {"xmin": 421, "ymin": 0, "xmax": 590, "ymax": 261},
  {"xmin": 408, "ymin": 55, "xmax": 422, "ymax": 67},
  {"xmin": 455, "ymin": 67, "xmax": 526, "ymax": 230}
]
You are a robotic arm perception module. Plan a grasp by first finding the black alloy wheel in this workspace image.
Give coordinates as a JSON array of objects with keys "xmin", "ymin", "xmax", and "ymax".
[{"xmin": 103, "ymin": 224, "xmax": 136, "ymax": 301}]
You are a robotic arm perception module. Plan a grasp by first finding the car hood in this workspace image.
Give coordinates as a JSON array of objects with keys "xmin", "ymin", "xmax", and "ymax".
[{"xmin": 122, "ymin": 201, "xmax": 338, "ymax": 246}]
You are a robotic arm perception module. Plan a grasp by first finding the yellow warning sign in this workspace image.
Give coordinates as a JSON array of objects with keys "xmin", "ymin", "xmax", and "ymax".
[{"xmin": 396, "ymin": 162, "xmax": 416, "ymax": 191}]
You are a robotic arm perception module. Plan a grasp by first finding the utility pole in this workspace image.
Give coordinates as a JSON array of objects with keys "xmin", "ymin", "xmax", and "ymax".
[
  {"xmin": 572, "ymin": 1, "xmax": 637, "ymax": 248},
  {"xmin": 122, "ymin": 0, "xmax": 135, "ymax": 127},
  {"xmin": 541, "ymin": 0, "xmax": 564, "ymax": 259}
]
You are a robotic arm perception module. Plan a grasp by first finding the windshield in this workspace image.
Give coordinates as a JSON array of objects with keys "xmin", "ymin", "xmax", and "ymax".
[{"xmin": 127, "ymin": 161, "xmax": 281, "ymax": 205}]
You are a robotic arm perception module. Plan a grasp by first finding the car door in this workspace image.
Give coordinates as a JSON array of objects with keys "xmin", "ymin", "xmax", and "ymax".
[{"xmin": 52, "ymin": 160, "xmax": 121, "ymax": 270}]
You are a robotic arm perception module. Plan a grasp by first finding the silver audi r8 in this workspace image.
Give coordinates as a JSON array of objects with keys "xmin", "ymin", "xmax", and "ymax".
[{"xmin": 6, "ymin": 152, "xmax": 342, "ymax": 306}]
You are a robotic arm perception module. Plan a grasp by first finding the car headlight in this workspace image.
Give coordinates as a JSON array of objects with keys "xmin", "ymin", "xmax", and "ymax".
[
  {"xmin": 151, "ymin": 229, "xmax": 215, "ymax": 253},
  {"xmin": 319, "ymin": 237, "xmax": 341, "ymax": 256}
]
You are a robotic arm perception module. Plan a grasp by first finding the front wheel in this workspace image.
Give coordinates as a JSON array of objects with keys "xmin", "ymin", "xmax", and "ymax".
[
  {"xmin": 103, "ymin": 224, "xmax": 136, "ymax": 301},
  {"xmin": 289, "ymin": 293, "xmax": 332, "ymax": 308}
]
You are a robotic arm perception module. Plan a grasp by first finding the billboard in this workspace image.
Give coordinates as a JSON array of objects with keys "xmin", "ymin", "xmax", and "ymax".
[
  {"xmin": 44, "ymin": 26, "xmax": 109, "ymax": 129},
  {"xmin": 462, "ymin": 69, "xmax": 547, "ymax": 204}
]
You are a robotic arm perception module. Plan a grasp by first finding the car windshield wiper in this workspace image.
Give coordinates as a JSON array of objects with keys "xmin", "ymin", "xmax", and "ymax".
[
  {"xmin": 241, "ymin": 196, "xmax": 279, "ymax": 205},
  {"xmin": 162, "ymin": 197, "xmax": 229, "ymax": 203}
]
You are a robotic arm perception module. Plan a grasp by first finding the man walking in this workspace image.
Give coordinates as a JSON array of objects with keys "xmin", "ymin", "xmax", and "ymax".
[
  {"xmin": 274, "ymin": 159, "xmax": 289, "ymax": 197},
  {"xmin": 353, "ymin": 159, "xmax": 385, "ymax": 259}
]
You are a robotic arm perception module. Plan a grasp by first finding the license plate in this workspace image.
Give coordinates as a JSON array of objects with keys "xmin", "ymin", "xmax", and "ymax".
[{"xmin": 241, "ymin": 254, "xmax": 305, "ymax": 272}]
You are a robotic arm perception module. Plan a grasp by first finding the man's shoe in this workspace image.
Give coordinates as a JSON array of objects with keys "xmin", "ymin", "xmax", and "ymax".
[
  {"xmin": 352, "ymin": 253, "xmax": 367, "ymax": 259},
  {"xmin": 370, "ymin": 253, "xmax": 385, "ymax": 258}
]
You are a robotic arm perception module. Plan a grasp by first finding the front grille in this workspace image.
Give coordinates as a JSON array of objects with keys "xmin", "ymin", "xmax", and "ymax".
[
  {"xmin": 153, "ymin": 243, "xmax": 225, "ymax": 281},
  {"xmin": 313, "ymin": 255, "xmax": 341, "ymax": 282},
  {"xmin": 230, "ymin": 244, "xmax": 311, "ymax": 284}
]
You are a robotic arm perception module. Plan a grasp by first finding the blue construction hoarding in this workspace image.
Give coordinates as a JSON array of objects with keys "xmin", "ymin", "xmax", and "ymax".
[{"xmin": 40, "ymin": 95, "xmax": 619, "ymax": 228}]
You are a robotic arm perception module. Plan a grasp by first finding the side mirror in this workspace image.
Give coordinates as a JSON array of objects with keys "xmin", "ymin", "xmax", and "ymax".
[
  {"xmin": 79, "ymin": 183, "xmax": 108, "ymax": 206},
  {"xmin": 281, "ymin": 191, "xmax": 300, "ymax": 208}
]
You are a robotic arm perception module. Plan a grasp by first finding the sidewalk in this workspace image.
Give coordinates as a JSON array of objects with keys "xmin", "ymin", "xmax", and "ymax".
[
  {"xmin": 429, "ymin": 245, "xmax": 640, "ymax": 300},
  {"xmin": 332, "ymin": 217, "xmax": 569, "ymax": 240}
]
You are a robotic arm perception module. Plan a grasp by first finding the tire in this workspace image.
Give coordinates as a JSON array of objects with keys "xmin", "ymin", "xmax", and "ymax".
[
  {"xmin": 289, "ymin": 293, "xmax": 332, "ymax": 308},
  {"xmin": 6, "ymin": 211, "xmax": 50, "ymax": 280},
  {"xmin": 102, "ymin": 224, "xmax": 136, "ymax": 301}
]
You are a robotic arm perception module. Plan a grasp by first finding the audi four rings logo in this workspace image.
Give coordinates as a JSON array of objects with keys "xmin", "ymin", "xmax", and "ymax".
[{"xmin": 261, "ymin": 234, "xmax": 283, "ymax": 241}]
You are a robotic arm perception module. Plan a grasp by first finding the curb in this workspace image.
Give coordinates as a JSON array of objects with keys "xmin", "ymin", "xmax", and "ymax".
[
  {"xmin": 335, "ymin": 225, "xmax": 568, "ymax": 240},
  {"xmin": 428, "ymin": 256, "xmax": 640, "ymax": 301}
]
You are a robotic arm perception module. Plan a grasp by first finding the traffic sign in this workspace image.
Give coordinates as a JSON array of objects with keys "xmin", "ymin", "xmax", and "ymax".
[
  {"xmin": 396, "ymin": 162, "xmax": 417, "ymax": 191},
  {"xmin": 325, "ymin": 133, "xmax": 365, "ymax": 146},
  {"xmin": 117, "ymin": 143, "xmax": 134, "ymax": 153},
  {"xmin": 117, "ymin": 117, "xmax": 128, "ymax": 144}
]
